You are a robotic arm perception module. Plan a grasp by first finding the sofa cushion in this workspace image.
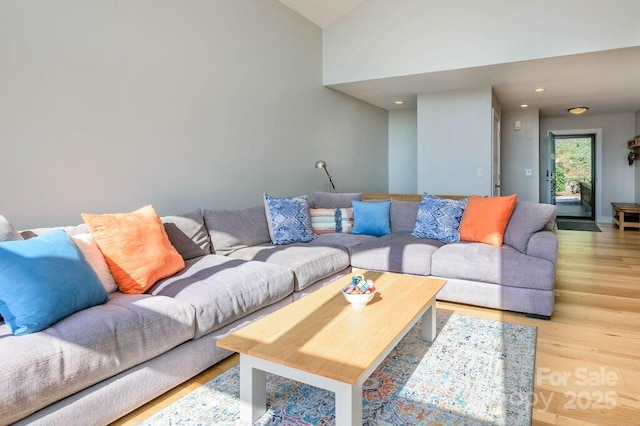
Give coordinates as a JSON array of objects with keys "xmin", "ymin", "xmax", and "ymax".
[
  {"xmin": 459, "ymin": 194, "xmax": 517, "ymax": 247},
  {"xmin": 203, "ymin": 206, "xmax": 271, "ymax": 255},
  {"xmin": 390, "ymin": 199, "xmax": 419, "ymax": 233},
  {"xmin": 0, "ymin": 292, "xmax": 195, "ymax": 424},
  {"xmin": 431, "ymin": 242, "xmax": 556, "ymax": 291},
  {"xmin": 228, "ymin": 243, "xmax": 350, "ymax": 291},
  {"xmin": 504, "ymin": 201, "xmax": 557, "ymax": 253},
  {"xmin": 162, "ymin": 210, "xmax": 211, "ymax": 260},
  {"xmin": 350, "ymin": 234, "xmax": 443, "ymax": 276},
  {"xmin": 313, "ymin": 192, "xmax": 362, "ymax": 208},
  {"xmin": 148, "ymin": 255, "xmax": 294, "ymax": 338},
  {"xmin": 71, "ymin": 233, "xmax": 119, "ymax": 293},
  {"xmin": 263, "ymin": 194, "xmax": 316, "ymax": 245},
  {"xmin": 82, "ymin": 205, "xmax": 185, "ymax": 294},
  {"xmin": 308, "ymin": 232, "xmax": 377, "ymax": 251},
  {"xmin": 0, "ymin": 229, "xmax": 109, "ymax": 335},
  {"xmin": 412, "ymin": 194, "xmax": 468, "ymax": 243},
  {"xmin": 0, "ymin": 215, "xmax": 22, "ymax": 242},
  {"xmin": 19, "ymin": 223, "xmax": 89, "ymax": 239},
  {"xmin": 434, "ymin": 277, "xmax": 555, "ymax": 318},
  {"xmin": 352, "ymin": 200, "xmax": 391, "ymax": 237}
]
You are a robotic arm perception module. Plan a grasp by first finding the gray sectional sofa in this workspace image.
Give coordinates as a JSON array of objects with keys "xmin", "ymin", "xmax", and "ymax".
[{"xmin": 0, "ymin": 192, "xmax": 557, "ymax": 425}]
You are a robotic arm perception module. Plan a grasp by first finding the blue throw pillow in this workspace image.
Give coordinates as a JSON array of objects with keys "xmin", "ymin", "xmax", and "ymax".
[
  {"xmin": 264, "ymin": 194, "xmax": 316, "ymax": 245},
  {"xmin": 351, "ymin": 200, "xmax": 391, "ymax": 237},
  {"xmin": 0, "ymin": 229, "xmax": 108, "ymax": 335},
  {"xmin": 412, "ymin": 194, "xmax": 469, "ymax": 243}
]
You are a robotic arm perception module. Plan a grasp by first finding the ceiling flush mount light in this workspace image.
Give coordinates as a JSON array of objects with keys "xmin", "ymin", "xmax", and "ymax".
[
  {"xmin": 315, "ymin": 160, "xmax": 336, "ymax": 192},
  {"xmin": 535, "ymin": 88, "xmax": 545, "ymax": 92},
  {"xmin": 520, "ymin": 104, "xmax": 529, "ymax": 108},
  {"xmin": 568, "ymin": 107, "xmax": 589, "ymax": 115},
  {"xmin": 394, "ymin": 100, "xmax": 404, "ymax": 105}
]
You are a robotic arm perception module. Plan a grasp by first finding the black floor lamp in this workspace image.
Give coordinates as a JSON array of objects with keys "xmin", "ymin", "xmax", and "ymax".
[{"xmin": 315, "ymin": 160, "xmax": 336, "ymax": 192}]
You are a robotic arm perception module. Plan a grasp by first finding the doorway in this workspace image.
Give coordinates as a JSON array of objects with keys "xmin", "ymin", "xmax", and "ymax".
[
  {"xmin": 492, "ymin": 109, "xmax": 501, "ymax": 196},
  {"xmin": 551, "ymin": 134, "xmax": 596, "ymax": 220}
]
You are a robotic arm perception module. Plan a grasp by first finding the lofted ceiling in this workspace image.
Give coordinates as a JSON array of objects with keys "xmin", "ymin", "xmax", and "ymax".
[
  {"xmin": 278, "ymin": 0, "xmax": 364, "ymax": 28},
  {"xmin": 280, "ymin": 1, "xmax": 640, "ymax": 117},
  {"xmin": 327, "ymin": 47, "xmax": 640, "ymax": 117}
]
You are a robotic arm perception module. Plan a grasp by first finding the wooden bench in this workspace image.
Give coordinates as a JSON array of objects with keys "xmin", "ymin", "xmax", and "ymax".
[{"xmin": 611, "ymin": 202, "xmax": 640, "ymax": 231}]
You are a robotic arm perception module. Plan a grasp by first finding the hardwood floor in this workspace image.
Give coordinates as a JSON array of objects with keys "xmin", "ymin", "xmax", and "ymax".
[{"xmin": 112, "ymin": 224, "xmax": 640, "ymax": 426}]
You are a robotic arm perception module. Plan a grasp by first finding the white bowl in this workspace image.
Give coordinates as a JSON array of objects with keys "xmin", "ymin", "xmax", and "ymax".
[{"xmin": 342, "ymin": 290, "xmax": 375, "ymax": 308}]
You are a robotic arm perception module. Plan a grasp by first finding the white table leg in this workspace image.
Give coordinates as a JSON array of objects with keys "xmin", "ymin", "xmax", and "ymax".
[
  {"xmin": 239, "ymin": 355, "xmax": 266, "ymax": 424},
  {"xmin": 421, "ymin": 302, "xmax": 437, "ymax": 342},
  {"xmin": 335, "ymin": 382, "xmax": 362, "ymax": 426}
]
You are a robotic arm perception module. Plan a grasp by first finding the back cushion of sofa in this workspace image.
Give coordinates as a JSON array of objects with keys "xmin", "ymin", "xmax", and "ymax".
[
  {"xmin": 503, "ymin": 201, "xmax": 557, "ymax": 253},
  {"xmin": 0, "ymin": 215, "xmax": 23, "ymax": 242},
  {"xmin": 390, "ymin": 199, "xmax": 419, "ymax": 234},
  {"xmin": 203, "ymin": 206, "xmax": 271, "ymax": 255},
  {"xmin": 20, "ymin": 223, "xmax": 89, "ymax": 239},
  {"xmin": 313, "ymin": 192, "xmax": 361, "ymax": 208},
  {"xmin": 162, "ymin": 210, "xmax": 212, "ymax": 260}
]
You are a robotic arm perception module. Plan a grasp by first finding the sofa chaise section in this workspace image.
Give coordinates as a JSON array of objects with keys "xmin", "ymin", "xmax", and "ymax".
[
  {"xmin": 430, "ymin": 242, "xmax": 556, "ymax": 317},
  {"xmin": 434, "ymin": 277, "xmax": 556, "ymax": 317},
  {"xmin": 431, "ymin": 242, "xmax": 556, "ymax": 291},
  {"xmin": 356, "ymin": 194, "xmax": 558, "ymax": 318}
]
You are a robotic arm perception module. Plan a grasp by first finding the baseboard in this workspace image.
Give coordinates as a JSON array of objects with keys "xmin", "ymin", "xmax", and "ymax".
[{"xmin": 599, "ymin": 216, "xmax": 612, "ymax": 224}]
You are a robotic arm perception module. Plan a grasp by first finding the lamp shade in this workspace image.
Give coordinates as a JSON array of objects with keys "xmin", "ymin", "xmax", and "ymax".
[{"xmin": 315, "ymin": 160, "xmax": 326, "ymax": 169}]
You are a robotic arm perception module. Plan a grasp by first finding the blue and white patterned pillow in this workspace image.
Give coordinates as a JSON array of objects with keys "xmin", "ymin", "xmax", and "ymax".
[
  {"xmin": 264, "ymin": 194, "xmax": 316, "ymax": 245},
  {"xmin": 411, "ymin": 194, "xmax": 469, "ymax": 243}
]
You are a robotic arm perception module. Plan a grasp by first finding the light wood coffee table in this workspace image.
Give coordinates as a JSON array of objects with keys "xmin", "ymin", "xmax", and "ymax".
[{"xmin": 217, "ymin": 271, "xmax": 446, "ymax": 425}]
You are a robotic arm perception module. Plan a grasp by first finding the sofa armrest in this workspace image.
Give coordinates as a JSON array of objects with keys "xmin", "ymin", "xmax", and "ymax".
[{"xmin": 526, "ymin": 231, "xmax": 558, "ymax": 266}]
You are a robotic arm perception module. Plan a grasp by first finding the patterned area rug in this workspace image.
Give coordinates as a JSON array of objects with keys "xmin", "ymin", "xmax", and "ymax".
[{"xmin": 141, "ymin": 312, "xmax": 536, "ymax": 425}]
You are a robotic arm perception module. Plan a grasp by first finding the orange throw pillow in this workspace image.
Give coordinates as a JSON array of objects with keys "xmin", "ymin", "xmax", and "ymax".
[
  {"xmin": 82, "ymin": 205, "xmax": 185, "ymax": 294},
  {"xmin": 459, "ymin": 194, "xmax": 517, "ymax": 247}
]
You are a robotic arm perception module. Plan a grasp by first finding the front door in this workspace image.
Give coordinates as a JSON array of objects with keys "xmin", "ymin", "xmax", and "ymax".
[
  {"xmin": 553, "ymin": 134, "xmax": 596, "ymax": 219},
  {"xmin": 546, "ymin": 132, "xmax": 556, "ymax": 206}
]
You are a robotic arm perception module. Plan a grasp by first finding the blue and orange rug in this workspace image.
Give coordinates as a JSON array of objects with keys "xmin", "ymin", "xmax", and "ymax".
[{"xmin": 141, "ymin": 312, "xmax": 536, "ymax": 425}]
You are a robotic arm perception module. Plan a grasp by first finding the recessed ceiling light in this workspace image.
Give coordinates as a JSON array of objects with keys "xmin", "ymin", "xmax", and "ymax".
[
  {"xmin": 568, "ymin": 107, "xmax": 588, "ymax": 115},
  {"xmin": 520, "ymin": 104, "xmax": 529, "ymax": 108},
  {"xmin": 394, "ymin": 100, "xmax": 404, "ymax": 105},
  {"xmin": 535, "ymin": 88, "xmax": 545, "ymax": 92}
]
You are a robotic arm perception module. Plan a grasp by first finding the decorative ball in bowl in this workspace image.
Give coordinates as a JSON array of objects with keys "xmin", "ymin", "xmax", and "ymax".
[{"xmin": 342, "ymin": 274, "xmax": 376, "ymax": 308}]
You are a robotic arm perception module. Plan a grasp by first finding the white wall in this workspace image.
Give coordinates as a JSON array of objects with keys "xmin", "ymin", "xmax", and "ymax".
[
  {"xmin": 540, "ymin": 113, "xmax": 636, "ymax": 221},
  {"xmin": 324, "ymin": 0, "xmax": 640, "ymax": 84},
  {"xmin": 0, "ymin": 0, "xmax": 388, "ymax": 229},
  {"xmin": 388, "ymin": 109, "xmax": 417, "ymax": 193},
  {"xmin": 501, "ymin": 109, "xmax": 540, "ymax": 202},
  {"xmin": 417, "ymin": 87, "xmax": 493, "ymax": 196}
]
